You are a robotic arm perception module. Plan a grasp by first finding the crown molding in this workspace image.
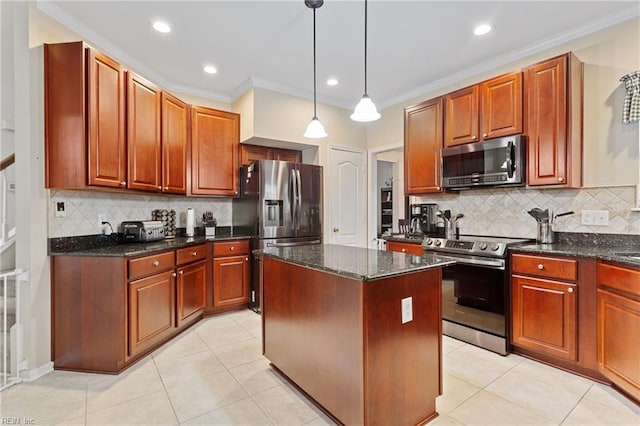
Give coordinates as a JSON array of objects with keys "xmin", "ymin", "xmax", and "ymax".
[
  {"xmin": 381, "ymin": 5, "xmax": 640, "ymax": 110},
  {"xmin": 168, "ymin": 84, "xmax": 231, "ymax": 104}
]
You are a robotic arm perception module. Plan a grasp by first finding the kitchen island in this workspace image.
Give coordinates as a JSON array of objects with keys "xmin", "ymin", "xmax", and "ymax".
[{"xmin": 260, "ymin": 244, "xmax": 455, "ymax": 426}]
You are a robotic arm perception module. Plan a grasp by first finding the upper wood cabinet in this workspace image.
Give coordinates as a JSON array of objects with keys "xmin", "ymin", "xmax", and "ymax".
[
  {"xmin": 525, "ymin": 53, "xmax": 582, "ymax": 187},
  {"xmin": 127, "ymin": 72, "xmax": 162, "ymax": 192},
  {"xmin": 190, "ymin": 106, "xmax": 240, "ymax": 196},
  {"xmin": 445, "ymin": 72, "xmax": 522, "ymax": 147},
  {"xmin": 240, "ymin": 144, "xmax": 302, "ymax": 166},
  {"xmin": 45, "ymin": 42, "xmax": 127, "ymax": 189},
  {"xmin": 404, "ymin": 98, "xmax": 444, "ymax": 194},
  {"xmin": 161, "ymin": 93, "xmax": 188, "ymax": 194}
]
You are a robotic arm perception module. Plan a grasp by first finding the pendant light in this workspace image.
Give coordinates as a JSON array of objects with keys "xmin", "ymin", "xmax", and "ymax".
[
  {"xmin": 304, "ymin": 0, "xmax": 328, "ymax": 138},
  {"xmin": 351, "ymin": 0, "xmax": 381, "ymax": 122}
]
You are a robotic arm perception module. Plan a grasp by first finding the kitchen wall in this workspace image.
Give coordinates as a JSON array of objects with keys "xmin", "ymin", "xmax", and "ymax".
[
  {"xmin": 48, "ymin": 190, "xmax": 233, "ymax": 238},
  {"xmin": 416, "ymin": 185, "xmax": 640, "ymax": 238}
]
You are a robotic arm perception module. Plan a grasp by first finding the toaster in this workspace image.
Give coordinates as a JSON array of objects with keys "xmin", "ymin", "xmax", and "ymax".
[{"xmin": 119, "ymin": 220, "xmax": 165, "ymax": 243}]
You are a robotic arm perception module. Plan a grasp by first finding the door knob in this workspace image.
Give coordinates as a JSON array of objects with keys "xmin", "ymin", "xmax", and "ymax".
[{"xmin": 333, "ymin": 227, "xmax": 339, "ymax": 233}]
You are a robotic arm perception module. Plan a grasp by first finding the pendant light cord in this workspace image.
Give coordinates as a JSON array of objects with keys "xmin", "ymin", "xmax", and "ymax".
[
  {"xmin": 363, "ymin": 0, "xmax": 368, "ymax": 96},
  {"xmin": 313, "ymin": 7, "xmax": 318, "ymax": 118}
]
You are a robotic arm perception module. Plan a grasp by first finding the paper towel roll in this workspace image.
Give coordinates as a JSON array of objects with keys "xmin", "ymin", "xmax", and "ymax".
[{"xmin": 186, "ymin": 208, "xmax": 195, "ymax": 237}]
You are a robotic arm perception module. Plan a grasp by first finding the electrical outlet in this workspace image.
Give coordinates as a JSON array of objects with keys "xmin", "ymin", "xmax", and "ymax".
[
  {"xmin": 581, "ymin": 210, "xmax": 609, "ymax": 226},
  {"xmin": 401, "ymin": 297, "xmax": 413, "ymax": 324},
  {"xmin": 98, "ymin": 213, "xmax": 107, "ymax": 227},
  {"xmin": 54, "ymin": 201, "xmax": 66, "ymax": 218}
]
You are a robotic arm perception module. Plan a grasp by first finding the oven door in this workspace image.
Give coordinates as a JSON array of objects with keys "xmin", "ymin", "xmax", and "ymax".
[{"xmin": 437, "ymin": 253, "xmax": 510, "ymax": 355}]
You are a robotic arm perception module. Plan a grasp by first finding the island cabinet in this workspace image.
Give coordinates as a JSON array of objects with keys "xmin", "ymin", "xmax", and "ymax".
[
  {"xmin": 386, "ymin": 240, "xmax": 423, "ymax": 255},
  {"xmin": 262, "ymin": 254, "xmax": 444, "ymax": 426},
  {"xmin": 190, "ymin": 106, "xmax": 240, "ymax": 196},
  {"xmin": 444, "ymin": 71, "xmax": 522, "ymax": 147},
  {"xmin": 596, "ymin": 261, "xmax": 640, "ymax": 401},
  {"xmin": 212, "ymin": 240, "xmax": 250, "ymax": 312},
  {"xmin": 404, "ymin": 97, "xmax": 444, "ymax": 194},
  {"xmin": 240, "ymin": 144, "xmax": 302, "ymax": 166},
  {"xmin": 524, "ymin": 53, "xmax": 582, "ymax": 187}
]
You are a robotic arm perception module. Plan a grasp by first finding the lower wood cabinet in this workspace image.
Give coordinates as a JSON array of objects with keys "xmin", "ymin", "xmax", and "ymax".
[
  {"xmin": 386, "ymin": 240, "xmax": 424, "ymax": 255},
  {"xmin": 212, "ymin": 240, "xmax": 250, "ymax": 310},
  {"xmin": 596, "ymin": 261, "xmax": 640, "ymax": 401},
  {"xmin": 128, "ymin": 270, "xmax": 176, "ymax": 357},
  {"xmin": 176, "ymin": 260, "xmax": 207, "ymax": 327}
]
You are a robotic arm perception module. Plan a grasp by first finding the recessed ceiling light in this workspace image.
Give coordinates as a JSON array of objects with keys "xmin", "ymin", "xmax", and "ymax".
[
  {"xmin": 204, "ymin": 65, "xmax": 218, "ymax": 75},
  {"xmin": 474, "ymin": 24, "xmax": 492, "ymax": 36},
  {"xmin": 152, "ymin": 21, "xmax": 171, "ymax": 33},
  {"xmin": 326, "ymin": 78, "xmax": 338, "ymax": 86}
]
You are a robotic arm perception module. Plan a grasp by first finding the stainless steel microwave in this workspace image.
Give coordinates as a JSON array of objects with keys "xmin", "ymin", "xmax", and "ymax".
[{"xmin": 441, "ymin": 135, "xmax": 526, "ymax": 190}]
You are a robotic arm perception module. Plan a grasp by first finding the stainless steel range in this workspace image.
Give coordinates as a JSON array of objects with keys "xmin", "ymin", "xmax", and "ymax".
[{"xmin": 422, "ymin": 235, "xmax": 532, "ymax": 355}]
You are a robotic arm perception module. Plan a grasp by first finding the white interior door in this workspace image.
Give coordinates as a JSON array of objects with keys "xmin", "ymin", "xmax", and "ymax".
[{"xmin": 328, "ymin": 146, "xmax": 366, "ymax": 247}]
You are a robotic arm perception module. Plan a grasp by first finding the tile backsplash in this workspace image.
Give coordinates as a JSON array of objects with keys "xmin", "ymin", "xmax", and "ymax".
[
  {"xmin": 416, "ymin": 185, "xmax": 640, "ymax": 238},
  {"xmin": 49, "ymin": 190, "xmax": 233, "ymax": 238}
]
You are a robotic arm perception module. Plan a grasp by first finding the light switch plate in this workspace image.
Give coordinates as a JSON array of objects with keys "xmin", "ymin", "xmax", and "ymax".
[
  {"xmin": 401, "ymin": 297, "xmax": 413, "ymax": 324},
  {"xmin": 54, "ymin": 201, "xmax": 66, "ymax": 218}
]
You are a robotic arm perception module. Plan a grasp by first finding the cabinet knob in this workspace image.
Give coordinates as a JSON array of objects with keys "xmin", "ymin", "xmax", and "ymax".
[
  {"xmin": 164, "ymin": 186, "xmax": 169, "ymax": 190},
  {"xmin": 179, "ymin": 270, "xmax": 184, "ymax": 275},
  {"xmin": 472, "ymin": 135, "xmax": 477, "ymax": 140},
  {"xmin": 119, "ymin": 181, "xmax": 126, "ymax": 186},
  {"xmin": 567, "ymin": 287, "xmax": 574, "ymax": 293},
  {"xmin": 333, "ymin": 227, "xmax": 340, "ymax": 233},
  {"xmin": 230, "ymin": 246, "xmax": 235, "ymax": 251},
  {"xmin": 558, "ymin": 177, "xmax": 564, "ymax": 182},
  {"xmin": 153, "ymin": 260, "xmax": 160, "ymax": 267},
  {"xmin": 192, "ymin": 251, "xmax": 198, "ymax": 256},
  {"xmin": 157, "ymin": 186, "xmax": 162, "ymax": 190},
  {"xmin": 401, "ymin": 248, "xmax": 406, "ymax": 252},
  {"xmin": 172, "ymin": 272, "xmax": 177, "ymax": 277},
  {"xmin": 537, "ymin": 264, "xmax": 544, "ymax": 270},
  {"xmin": 245, "ymin": 257, "xmax": 249, "ymax": 261},
  {"xmin": 483, "ymin": 133, "xmax": 487, "ymax": 138}
]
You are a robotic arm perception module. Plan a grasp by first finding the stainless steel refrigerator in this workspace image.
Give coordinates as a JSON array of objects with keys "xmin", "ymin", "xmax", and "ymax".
[{"xmin": 233, "ymin": 159, "xmax": 323, "ymax": 312}]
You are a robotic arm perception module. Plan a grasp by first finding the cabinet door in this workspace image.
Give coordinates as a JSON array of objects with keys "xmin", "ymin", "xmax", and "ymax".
[
  {"xmin": 161, "ymin": 92, "xmax": 188, "ymax": 194},
  {"xmin": 87, "ymin": 48, "xmax": 126, "ymax": 188},
  {"xmin": 511, "ymin": 275, "xmax": 577, "ymax": 361},
  {"xmin": 481, "ymin": 72, "xmax": 522, "ymax": 140},
  {"xmin": 213, "ymin": 255, "xmax": 250, "ymax": 308},
  {"xmin": 274, "ymin": 148, "xmax": 302, "ymax": 163},
  {"xmin": 404, "ymin": 98, "xmax": 444, "ymax": 194},
  {"xmin": 191, "ymin": 106, "xmax": 240, "ymax": 196},
  {"xmin": 127, "ymin": 72, "xmax": 162, "ymax": 192},
  {"xmin": 444, "ymin": 85, "xmax": 479, "ymax": 146},
  {"xmin": 386, "ymin": 241, "xmax": 423, "ymax": 255},
  {"xmin": 525, "ymin": 54, "xmax": 582, "ymax": 187},
  {"xmin": 128, "ymin": 271, "xmax": 176, "ymax": 356},
  {"xmin": 597, "ymin": 288, "xmax": 640, "ymax": 400},
  {"xmin": 240, "ymin": 144, "xmax": 273, "ymax": 166},
  {"xmin": 176, "ymin": 260, "xmax": 207, "ymax": 326}
]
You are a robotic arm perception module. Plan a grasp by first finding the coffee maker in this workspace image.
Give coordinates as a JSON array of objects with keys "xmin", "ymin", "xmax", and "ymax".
[{"xmin": 409, "ymin": 203, "xmax": 440, "ymax": 236}]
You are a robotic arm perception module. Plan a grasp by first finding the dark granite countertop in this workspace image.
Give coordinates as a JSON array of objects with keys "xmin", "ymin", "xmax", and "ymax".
[
  {"xmin": 510, "ymin": 232, "xmax": 640, "ymax": 269},
  {"xmin": 49, "ymin": 227, "xmax": 255, "ymax": 258},
  {"xmin": 260, "ymin": 244, "xmax": 455, "ymax": 281}
]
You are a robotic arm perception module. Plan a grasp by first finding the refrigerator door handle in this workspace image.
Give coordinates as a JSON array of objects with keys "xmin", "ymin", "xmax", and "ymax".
[
  {"xmin": 290, "ymin": 169, "xmax": 297, "ymax": 231},
  {"xmin": 295, "ymin": 169, "xmax": 302, "ymax": 230}
]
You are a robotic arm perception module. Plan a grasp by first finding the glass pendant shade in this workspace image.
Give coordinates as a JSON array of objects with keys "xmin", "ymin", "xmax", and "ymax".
[
  {"xmin": 304, "ymin": 116, "xmax": 328, "ymax": 138},
  {"xmin": 350, "ymin": 95, "xmax": 381, "ymax": 122}
]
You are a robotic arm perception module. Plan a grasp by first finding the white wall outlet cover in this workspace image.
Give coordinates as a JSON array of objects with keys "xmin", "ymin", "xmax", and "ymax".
[
  {"xmin": 581, "ymin": 210, "xmax": 609, "ymax": 226},
  {"xmin": 401, "ymin": 296, "xmax": 413, "ymax": 324}
]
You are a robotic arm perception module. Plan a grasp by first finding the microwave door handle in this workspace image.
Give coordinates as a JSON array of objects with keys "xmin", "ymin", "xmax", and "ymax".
[{"xmin": 506, "ymin": 140, "xmax": 515, "ymax": 178}]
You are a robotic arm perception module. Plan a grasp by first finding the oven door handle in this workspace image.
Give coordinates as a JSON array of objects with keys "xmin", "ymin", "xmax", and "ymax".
[{"xmin": 431, "ymin": 253, "xmax": 505, "ymax": 269}]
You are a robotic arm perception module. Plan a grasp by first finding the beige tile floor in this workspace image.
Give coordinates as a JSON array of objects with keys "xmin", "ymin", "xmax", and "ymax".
[{"xmin": 1, "ymin": 309, "xmax": 638, "ymax": 425}]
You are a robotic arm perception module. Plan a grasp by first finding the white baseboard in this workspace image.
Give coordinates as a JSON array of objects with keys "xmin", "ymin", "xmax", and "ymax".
[{"xmin": 22, "ymin": 361, "xmax": 53, "ymax": 382}]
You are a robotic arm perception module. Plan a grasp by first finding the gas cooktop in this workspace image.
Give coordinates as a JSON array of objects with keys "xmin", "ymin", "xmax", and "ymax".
[{"xmin": 421, "ymin": 235, "xmax": 533, "ymax": 258}]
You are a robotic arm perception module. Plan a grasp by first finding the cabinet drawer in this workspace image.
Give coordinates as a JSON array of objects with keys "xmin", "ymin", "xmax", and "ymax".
[
  {"xmin": 597, "ymin": 262, "xmax": 640, "ymax": 297},
  {"xmin": 176, "ymin": 244, "xmax": 207, "ymax": 265},
  {"xmin": 214, "ymin": 240, "xmax": 250, "ymax": 257},
  {"xmin": 512, "ymin": 253, "xmax": 577, "ymax": 281},
  {"xmin": 128, "ymin": 251, "xmax": 175, "ymax": 280},
  {"xmin": 386, "ymin": 241, "xmax": 424, "ymax": 255}
]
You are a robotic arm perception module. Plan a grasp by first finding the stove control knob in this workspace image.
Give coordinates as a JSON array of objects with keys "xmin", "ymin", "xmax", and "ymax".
[
  {"xmin": 491, "ymin": 244, "xmax": 500, "ymax": 251},
  {"xmin": 435, "ymin": 240, "xmax": 442, "ymax": 246},
  {"xmin": 479, "ymin": 243, "xmax": 488, "ymax": 250},
  {"xmin": 425, "ymin": 239, "xmax": 433, "ymax": 246}
]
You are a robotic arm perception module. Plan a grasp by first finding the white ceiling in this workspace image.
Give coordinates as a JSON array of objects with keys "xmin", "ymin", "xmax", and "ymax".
[{"xmin": 36, "ymin": 1, "xmax": 639, "ymax": 110}]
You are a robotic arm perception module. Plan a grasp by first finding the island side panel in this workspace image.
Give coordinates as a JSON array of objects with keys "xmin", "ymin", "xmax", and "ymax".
[
  {"xmin": 364, "ymin": 268, "xmax": 442, "ymax": 426},
  {"xmin": 262, "ymin": 257, "xmax": 365, "ymax": 425},
  {"xmin": 51, "ymin": 256, "xmax": 127, "ymax": 372}
]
